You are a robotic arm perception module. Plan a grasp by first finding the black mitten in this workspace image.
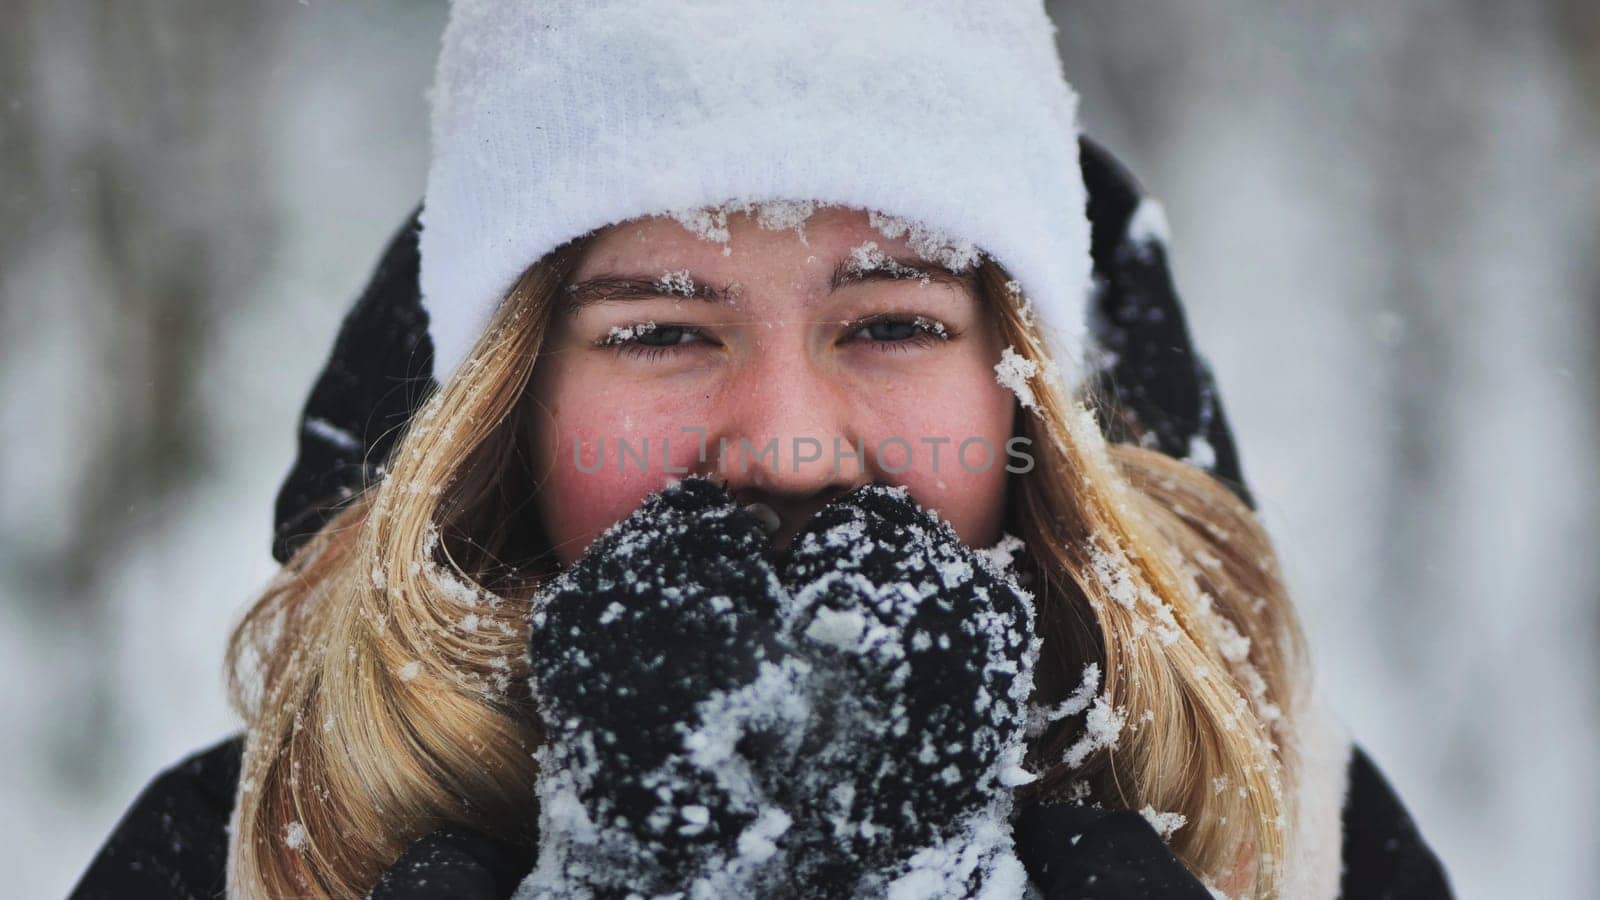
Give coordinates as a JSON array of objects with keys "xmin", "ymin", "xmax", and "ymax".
[
  {"xmin": 773, "ymin": 482, "xmax": 1039, "ymax": 896},
  {"xmin": 520, "ymin": 475, "xmax": 800, "ymax": 897}
]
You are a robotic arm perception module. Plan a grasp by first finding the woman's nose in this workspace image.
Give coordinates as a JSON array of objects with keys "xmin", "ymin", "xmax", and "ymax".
[{"xmin": 706, "ymin": 349, "xmax": 871, "ymax": 541}]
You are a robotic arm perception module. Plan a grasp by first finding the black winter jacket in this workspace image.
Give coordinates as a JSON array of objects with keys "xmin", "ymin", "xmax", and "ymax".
[
  {"xmin": 69, "ymin": 137, "xmax": 1453, "ymax": 899},
  {"xmin": 67, "ymin": 729, "xmax": 1449, "ymax": 898}
]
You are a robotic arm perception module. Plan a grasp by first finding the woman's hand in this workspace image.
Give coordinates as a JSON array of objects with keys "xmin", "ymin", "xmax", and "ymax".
[
  {"xmin": 772, "ymin": 482, "xmax": 1039, "ymax": 896},
  {"xmin": 375, "ymin": 476, "xmax": 1043, "ymax": 898},
  {"xmin": 521, "ymin": 475, "xmax": 796, "ymax": 897},
  {"xmin": 520, "ymin": 476, "xmax": 1040, "ymax": 898}
]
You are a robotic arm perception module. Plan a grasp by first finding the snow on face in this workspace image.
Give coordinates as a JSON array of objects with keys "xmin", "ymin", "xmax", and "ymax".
[{"xmin": 526, "ymin": 204, "xmax": 1019, "ymax": 565}]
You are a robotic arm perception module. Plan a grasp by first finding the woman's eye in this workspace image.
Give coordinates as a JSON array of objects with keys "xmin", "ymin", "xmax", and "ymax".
[
  {"xmin": 846, "ymin": 314, "xmax": 956, "ymax": 352},
  {"xmin": 597, "ymin": 322, "xmax": 708, "ymax": 360}
]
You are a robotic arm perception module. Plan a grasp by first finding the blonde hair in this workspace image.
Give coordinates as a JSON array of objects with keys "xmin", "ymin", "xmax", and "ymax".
[{"xmin": 225, "ymin": 232, "xmax": 1307, "ymax": 898}]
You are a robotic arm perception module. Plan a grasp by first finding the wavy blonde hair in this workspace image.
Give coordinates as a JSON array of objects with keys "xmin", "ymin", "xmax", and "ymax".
[{"xmin": 224, "ymin": 227, "xmax": 1307, "ymax": 898}]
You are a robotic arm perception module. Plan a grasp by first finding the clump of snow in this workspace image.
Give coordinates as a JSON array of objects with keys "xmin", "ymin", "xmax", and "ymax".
[
  {"xmin": 876, "ymin": 815, "xmax": 1029, "ymax": 900},
  {"xmin": 846, "ymin": 240, "xmax": 935, "ymax": 284},
  {"xmin": 803, "ymin": 605, "xmax": 869, "ymax": 651},
  {"xmin": 1186, "ymin": 433, "xmax": 1218, "ymax": 470},
  {"xmin": 1026, "ymin": 662, "xmax": 1101, "ymax": 738},
  {"xmin": 602, "ymin": 321, "xmax": 660, "ymax": 345},
  {"xmin": 396, "ymin": 661, "xmax": 422, "ymax": 682},
  {"xmin": 418, "ymin": 522, "xmax": 499, "ymax": 610},
  {"xmin": 679, "ymin": 804, "xmax": 711, "ymax": 835},
  {"xmin": 1085, "ymin": 538, "xmax": 1183, "ymax": 645},
  {"xmin": 1126, "ymin": 197, "xmax": 1171, "ymax": 249},
  {"xmin": 283, "ymin": 821, "xmax": 308, "ymax": 851},
  {"xmin": 656, "ymin": 270, "xmax": 696, "ymax": 296},
  {"xmin": 666, "ymin": 198, "xmax": 819, "ymax": 252},
  {"xmin": 1208, "ymin": 609, "xmax": 1252, "ymax": 663},
  {"xmin": 1171, "ymin": 553, "xmax": 1283, "ymax": 725},
  {"xmin": 751, "ymin": 199, "xmax": 818, "ymax": 238},
  {"xmin": 994, "ymin": 346, "xmax": 1040, "ymax": 413},
  {"xmin": 736, "ymin": 807, "xmax": 793, "ymax": 864},
  {"xmin": 1001, "ymin": 278, "xmax": 1038, "ymax": 332},
  {"xmin": 1061, "ymin": 694, "xmax": 1129, "ymax": 769},
  {"xmin": 1139, "ymin": 805, "xmax": 1188, "ymax": 841},
  {"xmin": 995, "ymin": 743, "xmax": 1038, "ymax": 788},
  {"xmin": 669, "ymin": 205, "xmax": 735, "ymax": 244},
  {"xmin": 867, "ymin": 209, "xmax": 982, "ymax": 273},
  {"xmin": 304, "ymin": 416, "xmax": 362, "ymax": 453},
  {"xmin": 973, "ymin": 532, "xmax": 1027, "ymax": 581}
]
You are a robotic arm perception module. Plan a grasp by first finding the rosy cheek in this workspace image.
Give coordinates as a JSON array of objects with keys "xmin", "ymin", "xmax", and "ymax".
[
  {"xmin": 861, "ymin": 378, "xmax": 1015, "ymax": 548},
  {"xmin": 893, "ymin": 455, "xmax": 1011, "ymax": 549},
  {"xmin": 535, "ymin": 400, "xmax": 718, "ymax": 565}
]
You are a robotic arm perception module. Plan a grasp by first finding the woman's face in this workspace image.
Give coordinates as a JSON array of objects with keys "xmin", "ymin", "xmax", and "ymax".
[{"xmin": 526, "ymin": 205, "xmax": 1019, "ymax": 566}]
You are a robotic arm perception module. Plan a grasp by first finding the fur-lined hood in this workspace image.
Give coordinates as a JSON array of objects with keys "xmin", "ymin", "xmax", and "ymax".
[
  {"xmin": 261, "ymin": 136, "xmax": 1450, "ymax": 899},
  {"xmin": 69, "ymin": 137, "xmax": 1451, "ymax": 900}
]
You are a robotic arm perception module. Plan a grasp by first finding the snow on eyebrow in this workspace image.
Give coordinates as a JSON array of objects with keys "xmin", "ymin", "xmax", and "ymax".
[
  {"xmin": 845, "ymin": 240, "xmax": 936, "ymax": 283},
  {"xmin": 656, "ymin": 269, "xmax": 696, "ymax": 296}
]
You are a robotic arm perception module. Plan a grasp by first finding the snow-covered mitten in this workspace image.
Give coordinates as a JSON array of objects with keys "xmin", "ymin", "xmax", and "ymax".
[
  {"xmin": 519, "ymin": 475, "xmax": 799, "ymax": 898},
  {"xmin": 773, "ymin": 482, "xmax": 1040, "ymax": 897}
]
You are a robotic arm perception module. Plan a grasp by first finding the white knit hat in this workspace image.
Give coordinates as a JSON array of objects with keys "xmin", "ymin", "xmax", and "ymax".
[{"xmin": 420, "ymin": 0, "xmax": 1094, "ymax": 390}]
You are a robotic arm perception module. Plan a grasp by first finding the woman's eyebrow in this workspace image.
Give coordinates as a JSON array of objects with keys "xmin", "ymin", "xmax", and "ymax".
[
  {"xmin": 564, "ymin": 253, "xmax": 973, "ymax": 314},
  {"xmin": 829, "ymin": 253, "xmax": 974, "ymax": 291},
  {"xmin": 562, "ymin": 276, "xmax": 739, "ymax": 314}
]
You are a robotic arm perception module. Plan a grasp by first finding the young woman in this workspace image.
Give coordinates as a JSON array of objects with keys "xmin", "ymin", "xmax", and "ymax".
[{"xmin": 72, "ymin": 2, "xmax": 1451, "ymax": 898}]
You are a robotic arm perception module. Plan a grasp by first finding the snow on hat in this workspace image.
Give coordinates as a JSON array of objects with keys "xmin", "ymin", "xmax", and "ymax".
[{"xmin": 419, "ymin": 0, "xmax": 1095, "ymax": 389}]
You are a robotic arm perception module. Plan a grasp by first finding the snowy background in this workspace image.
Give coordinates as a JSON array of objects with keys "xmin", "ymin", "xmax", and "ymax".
[{"xmin": 2, "ymin": 2, "xmax": 1595, "ymax": 896}]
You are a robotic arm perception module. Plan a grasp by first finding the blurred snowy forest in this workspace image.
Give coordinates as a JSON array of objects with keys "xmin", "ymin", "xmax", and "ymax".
[{"xmin": 2, "ymin": 2, "xmax": 1595, "ymax": 896}]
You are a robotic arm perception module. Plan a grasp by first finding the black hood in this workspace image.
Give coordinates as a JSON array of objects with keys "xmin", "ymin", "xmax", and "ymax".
[{"xmin": 270, "ymin": 136, "xmax": 1253, "ymax": 565}]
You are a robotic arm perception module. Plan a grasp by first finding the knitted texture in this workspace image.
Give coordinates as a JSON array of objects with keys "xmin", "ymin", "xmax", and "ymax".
[{"xmin": 420, "ymin": 0, "xmax": 1094, "ymax": 387}]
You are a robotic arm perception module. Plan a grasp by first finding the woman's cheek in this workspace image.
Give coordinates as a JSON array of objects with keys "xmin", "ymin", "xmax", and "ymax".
[
  {"xmin": 886, "ymin": 444, "xmax": 1011, "ymax": 550},
  {"xmin": 537, "ymin": 407, "xmax": 718, "ymax": 565},
  {"xmin": 860, "ymin": 377, "xmax": 1015, "ymax": 548}
]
